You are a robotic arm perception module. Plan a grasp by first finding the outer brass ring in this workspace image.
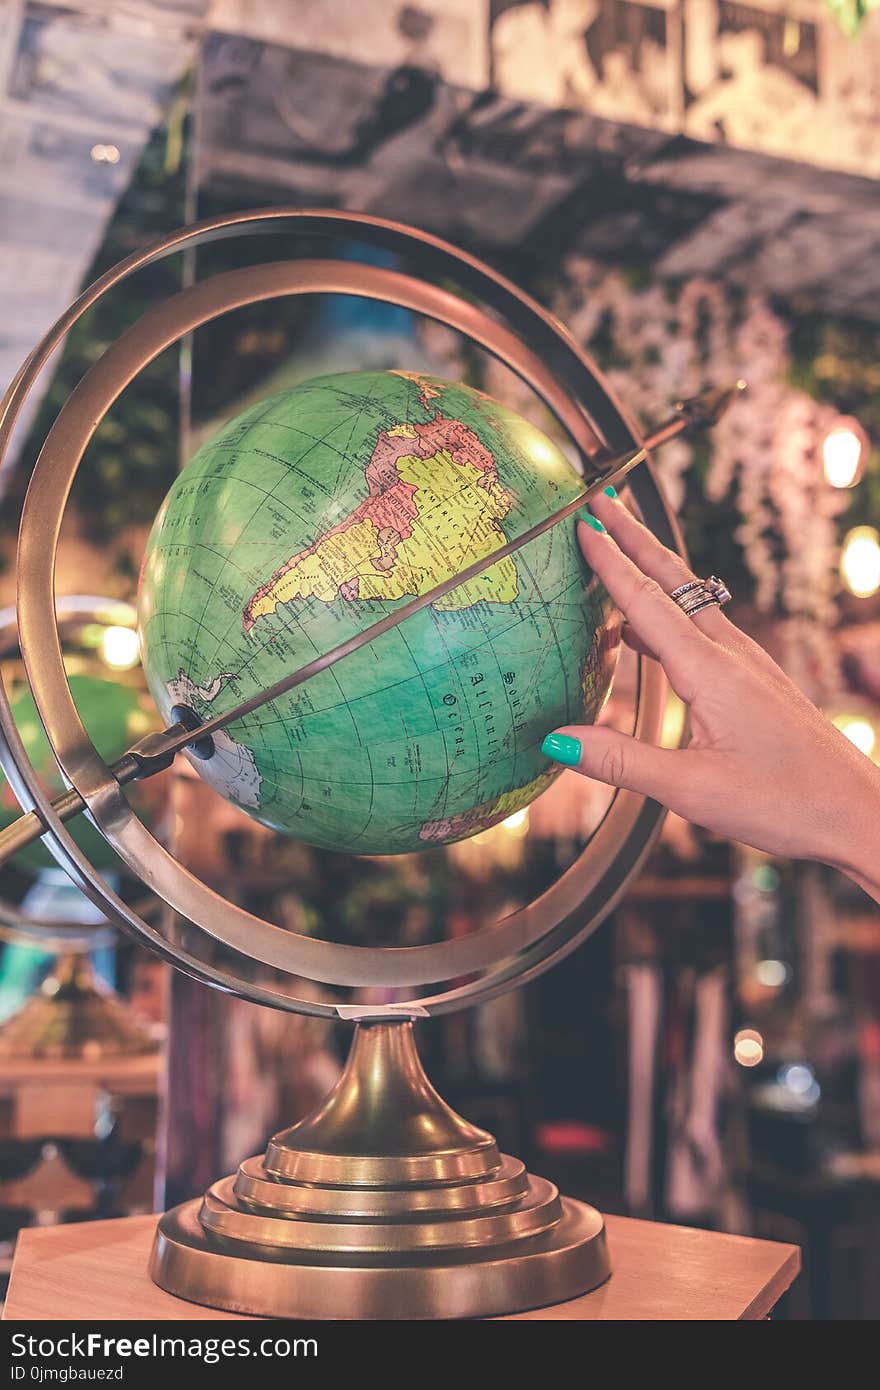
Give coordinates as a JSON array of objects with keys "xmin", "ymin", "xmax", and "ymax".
[
  {"xmin": 15, "ymin": 260, "xmax": 615, "ymax": 989},
  {"xmin": 0, "ymin": 593, "xmax": 142, "ymax": 955},
  {"xmin": 0, "ymin": 207, "xmax": 679, "ymax": 1018},
  {"xmin": 0, "ymin": 905, "xmax": 114, "ymax": 956}
]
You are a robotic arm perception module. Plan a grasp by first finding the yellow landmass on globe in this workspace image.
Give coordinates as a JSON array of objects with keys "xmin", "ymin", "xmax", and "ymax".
[
  {"xmin": 475, "ymin": 770, "xmax": 555, "ymax": 824},
  {"xmin": 244, "ymin": 441, "xmax": 519, "ymax": 630},
  {"xmin": 419, "ymin": 767, "xmax": 557, "ymax": 844}
]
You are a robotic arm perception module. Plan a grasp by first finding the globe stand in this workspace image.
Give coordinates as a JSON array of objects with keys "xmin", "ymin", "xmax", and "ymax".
[
  {"xmin": 0, "ymin": 210, "xmax": 741, "ymax": 1323},
  {"xmin": 150, "ymin": 1020, "xmax": 610, "ymax": 1319}
]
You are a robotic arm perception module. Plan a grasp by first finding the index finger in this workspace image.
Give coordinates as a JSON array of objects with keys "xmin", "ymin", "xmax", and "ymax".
[
  {"xmin": 589, "ymin": 489, "xmax": 730, "ymax": 641},
  {"xmin": 589, "ymin": 489, "xmax": 784, "ymax": 679},
  {"xmin": 577, "ymin": 517, "xmax": 717, "ymax": 704}
]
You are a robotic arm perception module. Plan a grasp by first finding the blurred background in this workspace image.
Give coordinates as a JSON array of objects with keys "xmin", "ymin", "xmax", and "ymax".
[{"xmin": 0, "ymin": 0, "xmax": 879, "ymax": 1320}]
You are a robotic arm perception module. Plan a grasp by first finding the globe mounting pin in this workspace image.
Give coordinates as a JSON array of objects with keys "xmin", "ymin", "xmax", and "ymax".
[{"xmin": 169, "ymin": 704, "xmax": 215, "ymax": 761}]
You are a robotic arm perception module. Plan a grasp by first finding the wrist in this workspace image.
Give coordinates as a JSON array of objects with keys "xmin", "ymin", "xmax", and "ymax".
[{"xmin": 823, "ymin": 760, "xmax": 880, "ymax": 904}]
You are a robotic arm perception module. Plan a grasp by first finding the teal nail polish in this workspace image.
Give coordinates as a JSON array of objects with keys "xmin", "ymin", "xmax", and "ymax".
[
  {"xmin": 541, "ymin": 733, "xmax": 582, "ymax": 768},
  {"xmin": 577, "ymin": 509, "xmax": 606, "ymax": 533},
  {"xmin": 603, "ymin": 484, "xmax": 617, "ymax": 498}
]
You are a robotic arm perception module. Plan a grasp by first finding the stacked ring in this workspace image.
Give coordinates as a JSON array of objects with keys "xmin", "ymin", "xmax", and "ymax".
[{"xmin": 669, "ymin": 575, "xmax": 732, "ymax": 618}]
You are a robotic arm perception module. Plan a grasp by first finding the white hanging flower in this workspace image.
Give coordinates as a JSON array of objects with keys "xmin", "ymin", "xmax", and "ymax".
[{"xmin": 418, "ymin": 258, "xmax": 844, "ymax": 701}]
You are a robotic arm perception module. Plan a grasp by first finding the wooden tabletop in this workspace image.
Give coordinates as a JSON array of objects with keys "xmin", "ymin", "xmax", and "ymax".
[{"xmin": 2, "ymin": 1212, "xmax": 799, "ymax": 1321}]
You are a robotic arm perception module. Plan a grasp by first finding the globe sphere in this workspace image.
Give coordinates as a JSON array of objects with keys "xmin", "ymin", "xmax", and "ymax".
[{"xmin": 138, "ymin": 371, "xmax": 620, "ymax": 854}]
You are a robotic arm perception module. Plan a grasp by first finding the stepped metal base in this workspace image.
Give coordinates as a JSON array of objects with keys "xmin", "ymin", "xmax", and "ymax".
[{"xmin": 150, "ymin": 1021, "xmax": 611, "ymax": 1319}]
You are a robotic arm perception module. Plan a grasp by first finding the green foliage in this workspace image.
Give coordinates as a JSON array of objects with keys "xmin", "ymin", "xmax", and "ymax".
[{"xmin": 823, "ymin": 0, "xmax": 880, "ymax": 37}]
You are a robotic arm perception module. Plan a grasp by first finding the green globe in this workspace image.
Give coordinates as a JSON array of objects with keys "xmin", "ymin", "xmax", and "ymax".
[
  {"xmin": 138, "ymin": 370, "xmax": 620, "ymax": 855},
  {"xmin": 0, "ymin": 673, "xmax": 155, "ymax": 872}
]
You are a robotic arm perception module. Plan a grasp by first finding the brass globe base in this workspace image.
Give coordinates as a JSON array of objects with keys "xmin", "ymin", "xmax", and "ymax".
[{"xmin": 150, "ymin": 1021, "xmax": 611, "ymax": 1319}]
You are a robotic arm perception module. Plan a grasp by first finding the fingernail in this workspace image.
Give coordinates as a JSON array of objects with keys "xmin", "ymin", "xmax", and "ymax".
[
  {"xmin": 603, "ymin": 484, "xmax": 617, "ymax": 498},
  {"xmin": 541, "ymin": 733, "xmax": 582, "ymax": 768},
  {"xmin": 577, "ymin": 510, "xmax": 606, "ymax": 533}
]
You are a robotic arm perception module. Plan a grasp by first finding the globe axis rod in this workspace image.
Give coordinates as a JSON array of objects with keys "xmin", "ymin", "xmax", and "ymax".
[
  {"xmin": 152, "ymin": 379, "xmax": 744, "ymax": 755},
  {"xmin": 0, "ymin": 381, "xmax": 742, "ymax": 866}
]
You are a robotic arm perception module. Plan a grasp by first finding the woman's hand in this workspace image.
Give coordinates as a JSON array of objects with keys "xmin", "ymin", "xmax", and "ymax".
[{"xmin": 541, "ymin": 488, "xmax": 880, "ymax": 904}]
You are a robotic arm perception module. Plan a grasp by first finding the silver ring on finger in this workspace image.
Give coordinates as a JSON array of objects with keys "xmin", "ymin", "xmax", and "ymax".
[{"xmin": 669, "ymin": 574, "xmax": 732, "ymax": 619}]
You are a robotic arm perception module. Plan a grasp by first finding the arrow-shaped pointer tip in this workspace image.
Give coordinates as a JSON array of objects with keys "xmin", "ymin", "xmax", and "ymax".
[{"xmin": 675, "ymin": 380, "xmax": 747, "ymax": 431}]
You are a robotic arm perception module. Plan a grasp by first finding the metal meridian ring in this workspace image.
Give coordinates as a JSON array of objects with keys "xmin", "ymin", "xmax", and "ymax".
[
  {"xmin": 0, "ymin": 214, "xmax": 674, "ymax": 1014},
  {"xmin": 16, "ymin": 260, "xmax": 655, "ymax": 988},
  {"xmin": 0, "ymin": 594, "xmax": 139, "ymax": 957},
  {"xmin": 0, "ymin": 902, "xmax": 115, "ymax": 955},
  {"xmin": 0, "ymin": 207, "xmax": 680, "ymax": 1019}
]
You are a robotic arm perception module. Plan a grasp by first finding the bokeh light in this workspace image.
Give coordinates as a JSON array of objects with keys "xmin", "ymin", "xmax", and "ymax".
[
  {"xmin": 660, "ymin": 691, "xmax": 686, "ymax": 748},
  {"xmin": 734, "ymin": 1028, "xmax": 764, "ymax": 1067},
  {"xmin": 823, "ymin": 418, "xmax": 867, "ymax": 488},
  {"xmin": 833, "ymin": 713, "xmax": 876, "ymax": 758},
  {"xmin": 841, "ymin": 526, "xmax": 880, "ymax": 598},
  {"xmin": 752, "ymin": 863, "xmax": 781, "ymax": 893},
  {"xmin": 778, "ymin": 1063, "xmax": 820, "ymax": 1105},
  {"xmin": 100, "ymin": 625, "xmax": 140, "ymax": 671},
  {"xmin": 501, "ymin": 808, "xmax": 530, "ymax": 837},
  {"xmin": 756, "ymin": 959, "xmax": 790, "ymax": 988},
  {"xmin": 90, "ymin": 143, "xmax": 120, "ymax": 165}
]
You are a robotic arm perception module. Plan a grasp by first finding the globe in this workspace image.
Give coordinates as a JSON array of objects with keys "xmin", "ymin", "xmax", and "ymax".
[
  {"xmin": 0, "ymin": 674, "xmax": 156, "ymax": 871},
  {"xmin": 137, "ymin": 370, "xmax": 621, "ymax": 855}
]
